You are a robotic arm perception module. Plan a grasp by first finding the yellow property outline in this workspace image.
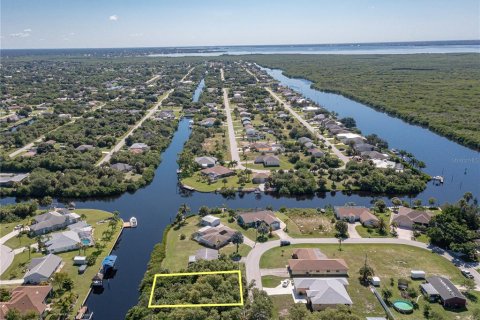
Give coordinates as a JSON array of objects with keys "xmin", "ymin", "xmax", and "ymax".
[{"xmin": 148, "ymin": 270, "xmax": 244, "ymax": 308}]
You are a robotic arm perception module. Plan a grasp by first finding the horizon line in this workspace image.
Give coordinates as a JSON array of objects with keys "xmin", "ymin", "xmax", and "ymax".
[{"xmin": 1, "ymin": 39, "xmax": 479, "ymax": 51}]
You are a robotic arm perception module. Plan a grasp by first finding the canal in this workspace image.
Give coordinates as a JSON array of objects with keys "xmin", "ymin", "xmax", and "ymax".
[{"xmin": 1, "ymin": 68, "xmax": 478, "ymax": 319}]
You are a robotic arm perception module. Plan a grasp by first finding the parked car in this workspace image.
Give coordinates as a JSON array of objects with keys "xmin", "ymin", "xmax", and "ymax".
[
  {"xmin": 461, "ymin": 269, "xmax": 474, "ymax": 279},
  {"xmin": 280, "ymin": 240, "xmax": 290, "ymax": 246},
  {"xmin": 282, "ymin": 280, "xmax": 289, "ymax": 287}
]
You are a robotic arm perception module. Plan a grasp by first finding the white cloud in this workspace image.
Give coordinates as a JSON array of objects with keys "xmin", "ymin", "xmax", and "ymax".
[
  {"xmin": 10, "ymin": 32, "xmax": 30, "ymax": 38},
  {"xmin": 24, "ymin": 28, "xmax": 32, "ymax": 32},
  {"xmin": 130, "ymin": 33, "xmax": 143, "ymax": 37},
  {"xmin": 109, "ymin": 15, "xmax": 118, "ymax": 21}
]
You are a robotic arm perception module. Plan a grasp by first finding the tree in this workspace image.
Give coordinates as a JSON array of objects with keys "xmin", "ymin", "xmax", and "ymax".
[
  {"xmin": 359, "ymin": 255, "xmax": 374, "ymax": 284},
  {"xmin": 378, "ymin": 218, "xmax": 388, "ymax": 235},
  {"xmin": 335, "ymin": 220, "xmax": 348, "ymax": 238},
  {"xmin": 287, "ymin": 303, "xmax": 310, "ymax": 320},
  {"xmin": 374, "ymin": 200, "xmax": 386, "ymax": 213},
  {"xmin": 257, "ymin": 222, "xmax": 269, "ymax": 240},
  {"xmin": 428, "ymin": 197, "xmax": 437, "ymax": 207},
  {"xmin": 247, "ymin": 288, "xmax": 273, "ymax": 320},
  {"xmin": 222, "ymin": 178, "xmax": 228, "ymax": 188},
  {"xmin": 462, "ymin": 278, "xmax": 476, "ymax": 293},
  {"xmin": 0, "ymin": 288, "xmax": 11, "ymax": 302},
  {"xmin": 423, "ymin": 304, "xmax": 431, "ymax": 318},
  {"xmin": 231, "ymin": 231, "xmax": 244, "ymax": 254},
  {"xmin": 391, "ymin": 197, "xmax": 402, "ymax": 210},
  {"xmin": 52, "ymin": 272, "xmax": 69, "ymax": 292},
  {"xmin": 382, "ymin": 288, "xmax": 392, "ymax": 303},
  {"xmin": 340, "ymin": 117, "xmax": 356, "ymax": 128},
  {"xmin": 198, "ymin": 206, "xmax": 210, "ymax": 217}
]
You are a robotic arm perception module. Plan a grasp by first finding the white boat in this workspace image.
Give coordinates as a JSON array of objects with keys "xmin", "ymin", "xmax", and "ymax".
[
  {"xmin": 129, "ymin": 217, "xmax": 138, "ymax": 227},
  {"xmin": 189, "ymin": 120, "xmax": 194, "ymax": 124},
  {"xmin": 432, "ymin": 176, "xmax": 444, "ymax": 184}
]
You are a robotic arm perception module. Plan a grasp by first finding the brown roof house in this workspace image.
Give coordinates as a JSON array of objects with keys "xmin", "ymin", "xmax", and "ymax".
[
  {"xmin": 237, "ymin": 210, "xmax": 281, "ymax": 230},
  {"xmin": 288, "ymin": 258, "xmax": 349, "ymax": 277},
  {"xmin": 292, "ymin": 248, "xmax": 325, "ymax": 260},
  {"xmin": 193, "ymin": 225, "xmax": 236, "ymax": 249},
  {"xmin": 0, "ymin": 285, "xmax": 52, "ymax": 319},
  {"xmin": 252, "ymin": 172, "xmax": 269, "ymax": 184},
  {"xmin": 334, "ymin": 206, "xmax": 379, "ymax": 227},
  {"xmin": 200, "ymin": 165, "xmax": 234, "ymax": 181},
  {"xmin": 392, "ymin": 206, "xmax": 433, "ymax": 229}
]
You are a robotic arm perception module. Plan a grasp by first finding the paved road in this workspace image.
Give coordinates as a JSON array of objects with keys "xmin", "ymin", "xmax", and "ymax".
[
  {"xmin": 0, "ymin": 230, "xmax": 19, "ymax": 245},
  {"xmin": 180, "ymin": 67, "xmax": 195, "ymax": 82},
  {"xmin": 245, "ymin": 237, "xmax": 480, "ymax": 291},
  {"xmin": 0, "ymin": 245, "xmax": 14, "ymax": 276},
  {"xmin": 221, "ymin": 83, "xmax": 270, "ymax": 174},
  {"xmin": 266, "ymin": 88, "xmax": 349, "ymax": 168},
  {"xmin": 146, "ymin": 74, "xmax": 161, "ymax": 84},
  {"xmin": 96, "ymin": 90, "xmax": 173, "ymax": 166},
  {"xmin": 220, "ymin": 68, "xmax": 225, "ymax": 81}
]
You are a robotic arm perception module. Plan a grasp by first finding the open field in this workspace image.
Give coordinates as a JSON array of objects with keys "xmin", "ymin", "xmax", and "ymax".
[
  {"xmin": 248, "ymin": 54, "xmax": 480, "ymax": 150},
  {"xmin": 260, "ymin": 243, "xmax": 477, "ymax": 319},
  {"xmin": 181, "ymin": 171, "xmax": 257, "ymax": 192},
  {"xmin": 276, "ymin": 208, "xmax": 336, "ymax": 238}
]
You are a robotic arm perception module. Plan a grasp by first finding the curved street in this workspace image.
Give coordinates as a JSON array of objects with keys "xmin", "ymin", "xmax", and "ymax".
[{"xmin": 245, "ymin": 234, "xmax": 480, "ymax": 291}]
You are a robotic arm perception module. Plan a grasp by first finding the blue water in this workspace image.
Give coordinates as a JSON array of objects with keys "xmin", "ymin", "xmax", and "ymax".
[{"xmin": 193, "ymin": 78, "xmax": 205, "ymax": 102}]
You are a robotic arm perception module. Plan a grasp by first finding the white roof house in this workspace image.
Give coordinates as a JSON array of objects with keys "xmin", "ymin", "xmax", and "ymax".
[
  {"xmin": 294, "ymin": 278, "xmax": 352, "ymax": 311},
  {"xmin": 201, "ymin": 215, "xmax": 221, "ymax": 227},
  {"xmin": 44, "ymin": 230, "xmax": 81, "ymax": 253},
  {"xmin": 24, "ymin": 254, "xmax": 62, "ymax": 284},
  {"xmin": 336, "ymin": 133, "xmax": 363, "ymax": 140}
]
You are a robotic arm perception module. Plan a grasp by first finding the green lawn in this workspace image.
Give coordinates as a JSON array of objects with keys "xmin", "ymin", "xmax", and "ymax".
[
  {"xmin": 276, "ymin": 209, "xmax": 336, "ymax": 238},
  {"xmin": 260, "ymin": 243, "xmax": 470, "ymax": 319},
  {"xmin": 181, "ymin": 171, "xmax": 257, "ymax": 192},
  {"xmin": 261, "ymin": 275, "xmax": 287, "ymax": 288},
  {"xmin": 356, "ymin": 212, "xmax": 393, "ymax": 238},
  {"xmin": 220, "ymin": 243, "xmax": 252, "ymax": 257},
  {"xmin": 270, "ymin": 295, "xmax": 295, "ymax": 320},
  {"xmin": 219, "ymin": 215, "xmax": 279, "ymax": 242}
]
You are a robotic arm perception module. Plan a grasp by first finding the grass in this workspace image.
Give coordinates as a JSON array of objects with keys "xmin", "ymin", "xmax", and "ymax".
[
  {"xmin": 219, "ymin": 215, "xmax": 279, "ymax": 242},
  {"xmin": 261, "ymin": 275, "xmax": 287, "ymax": 288},
  {"xmin": 181, "ymin": 171, "xmax": 257, "ymax": 192},
  {"xmin": 356, "ymin": 211, "xmax": 393, "ymax": 238},
  {"xmin": 259, "ymin": 243, "xmax": 469, "ymax": 319},
  {"xmin": 270, "ymin": 295, "xmax": 295, "ymax": 320},
  {"xmin": 1, "ymin": 209, "xmax": 122, "ymax": 316},
  {"xmin": 220, "ymin": 243, "xmax": 252, "ymax": 257},
  {"xmin": 276, "ymin": 208, "xmax": 336, "ymax": 238},
  {"xmin": 249, "ymin": 54, "xmax": 480, "ymax": 151}
]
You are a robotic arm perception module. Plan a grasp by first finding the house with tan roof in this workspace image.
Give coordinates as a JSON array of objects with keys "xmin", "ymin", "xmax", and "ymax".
[
  {"xmin": 0, "ymin": 285, "xmax": 52, "ymax": 318},
  {"xmin": 237, "ymin": 210, "xmax": 281, "ymax": 230},
  {"xmin": 288, "ymin": 258, "xmax": 349, "ymax": 277},
  {"xmin": 193, "ymin": 225, "xmax": 236, "ymax": 249},
  {"xmin": 292, "ymin": 248, "xmax": 324, "ymax": 260},
  {"xmin": 392, "ymin": 206, "xmax": 433, "ymax": 229},
  {"xmin": 200, "ymin": 165, "xmax": 234, "ymax": 181},
  {"xmin": 334, "ymin": 206, "xmax": 379, "ymax": 227}
]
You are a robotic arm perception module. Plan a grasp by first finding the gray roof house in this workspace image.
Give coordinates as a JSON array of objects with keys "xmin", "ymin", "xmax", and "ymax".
[
  {"xmin": 44, "ymin": 230, "xmax": 82, "ymax": 253},
  {"xmin": 201, "ymin": 215, "xmax": 221, "ymax": 227},
  {"xmin": 298, "ymin": 137, "xmax": 312, "ymax": 145},
  {"xmin": 254, "ymin": 155, "xmax": 280, "ymax": 167},
  {"xmin": 294, "ymin": 278, "xmax": 352, "ymax": 311},
  {"xmin": 75, "ymin": 144, "xmax": 94, "ymax": 152},
  {"xmin": 188, "ymin": 248, "xmax": 219, "ymax": 264},
  {"xmin": 29, "ymin": 211, "xmax": 71, "ymax": 235},
  {"xmin": 110, "ymin": 163, "xmax": 133, "ymax": 172},
  {"xmin": 129, "ymin": 143, "xmax": 149, "ymax": 152},
  {"xmin": 0, "ymin": 173, "xmax": 29, "ymax": 186},
  {"xmin": 24, "ymin": 254, "xmax": 62, "ymax": 284},
  {"xmin": 195, "ymin": 156, "xmax": 217, "ymax": 168},
  {"xmin": 353, "ymin": 143, "xmax": 375, "ymax": 153},
  {"xmin": 425, "ymin": 276, "xmax": 466, "ymax": 308}
]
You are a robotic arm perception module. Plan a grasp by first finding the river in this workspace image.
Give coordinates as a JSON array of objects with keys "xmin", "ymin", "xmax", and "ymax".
[{"xmin": 1, "ymin": 68, "xmax": 478, "ymax": 319}]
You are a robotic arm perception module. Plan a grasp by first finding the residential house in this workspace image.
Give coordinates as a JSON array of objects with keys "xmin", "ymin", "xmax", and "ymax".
[
  {"xmin": 200, "ymin": 166, "xmax": 234, "ymax": 181},
  {"xmin": 254, "ymin": 155, "xmax": 280, "ymax": 167},
  {"xmin": 201, "ymin": 215, "xmax": 220, "ymax": 227},
  {"xmin": 361, "ymin": 151, "xmax": 389, "ymax": 160},
  {"xmin": 193, "ymin": 225, "xmax": 236, "ymax": 249},
  {"xmin": 129, "ymin": 143, "xmax": 149, "ymax": 153},
  {"xmin": 188, "ymin": 248, "xmax": 219, "ymax": 264},
  {"xmin": 24, "ymin": 254, "xmax": 62, "ymax": 284},
  {"xmin": 0, "ymin": 285, "xmax": 52, "ymax": 318},
  {"xmin": 425, "ymin": 276, "xmax": 466, "ymax": 308},
  {"xmin": 237, "ymin": 210, "xmax": 281, "ymax": 230},
  {"xmin": 29, "ymin": 210, "xmax": 78, "ymax": 235},
  {"xmin": 392, "ymin": 207, "xmax": 433, "ymax": 229},
  {"xmin": 288, "ymin": 258, "xmax": 349, "ymax": 277},
  {"xmin": 353, "ymin": 143, "xmax": 375, "ymax": 153},
  {"xmin": 75, "ymin": 144, "xmax": 94, "ymax": 152},
  {"xmin": 298, "ymin": 137, "xmax": 312, "ymax": 145},
  {"xmin": 252, "ymin": 172, "xmax": 269, "ymax": 184},
  {"xmin": 294, "ymin": 278, "xmax": 352, "ymax": 311},
  {"xmin": 110, "ymin": 163, "xmax": 133, "ymax": 172},
  {"xmin": 308, "ymin": 148, "xmax": 325, "ymax": 158},
  {"xmin": 44, "ymin": 230, "xmax": 82, "ymax": 253},
  {"xmin": 195, "ymin": 156, "xmax": 217, "ymax": 168},
  {"xmin": 334, "ymin": 206, "xmax": 379, "ymax": 227},
  {"xmin": 200, "ymin": 118, "xmax": 216, "ymax": 127},
  {"xmin": 0, "ymin": 173, "xmax": 29, "ymax": 187},
  {"xmin": 292, "ymin": 248, "xmax": 324, "ymax": 260}
]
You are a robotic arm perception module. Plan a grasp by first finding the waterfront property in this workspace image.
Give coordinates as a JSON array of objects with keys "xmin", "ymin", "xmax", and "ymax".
[
  {"xmin": 29, "ymin": 209, "xmax": 80, "ymax": 235},
  {"xmin": 392, "ymin": 206, "xmax": 433, "ymax": 229},
  {"xmin": 200, "ymin": 165, "xmax": 235, "ymax": 181},
  {"xmin": 193, "ymin": 225, "xmax": 236, "ymax": 249},
  {"xmin": 188, "ymin": 248, "xmax": 219, "ymax": 264},
  {"xmin": 237, "ymin": 210, "xmax": 281, "ymax": 230},
  {"xmin": 201, "ymin": 215, "xmax": 221, "ymax": 227},
  {"xmin": 23, "ymin": 253, "xmax": 62, "ymax": 284}
]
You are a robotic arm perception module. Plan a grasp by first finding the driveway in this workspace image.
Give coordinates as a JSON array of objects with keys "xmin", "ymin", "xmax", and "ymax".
[
  {"xmin": 0, "ymin": 230, "xmax": 19, "ymax": 244},
  {"xmin": 0, "ymin": 245, "xmax": 14, "ymax": 276},
  {"xmin": 263, "ymin": 282, "xmax": 294, "ymax": 295},
  {"xmin": 396, "ymin": 227, "xmax": 413, "ymax": 240},
  {"xmin": 244, "ymin": 237, "xmax": 480, "ymax": 291},
  {"xmin": 348, "ymin": 222, "xmax": 361, "ymax": 239},
  {"xmin": 260, "ymin": 268, "xmax": 289, "ymax": 277},
  {"xmin": 0, "ymin": 279, "xmax": 24, "ymax": 286}
]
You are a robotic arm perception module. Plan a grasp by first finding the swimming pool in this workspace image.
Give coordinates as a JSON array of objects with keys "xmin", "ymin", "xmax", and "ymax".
[
  {"xmin": 393, "ymin": 300, "xmax": 414, "ymax": 313},
  {"xmin": 81, "ymin": 239, "xmax": 91, "ymax": 245}
]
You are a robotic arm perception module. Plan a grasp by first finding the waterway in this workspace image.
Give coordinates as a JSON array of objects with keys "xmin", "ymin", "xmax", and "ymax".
[
  {"xmin": 1, "ymin": 67, "xmax": 478, "ymax": 319},
  {"xmin": 192, "ymin": 78, "xmax": 205, "ymax": 103}
]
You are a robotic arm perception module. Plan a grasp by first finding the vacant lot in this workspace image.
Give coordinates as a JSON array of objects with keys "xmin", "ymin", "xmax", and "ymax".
[
  {"xmin": 249, "ymin": 54, "xmax": 480, "ymax": 150},
  {"xmin": 276, "ymin": 208, "xmax": 335, "ymax": 238}
]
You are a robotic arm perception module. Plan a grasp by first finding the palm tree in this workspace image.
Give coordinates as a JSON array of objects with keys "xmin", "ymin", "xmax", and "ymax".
[{"xmin": 231, "ymin": 232, "xmax": 244, "ymax": 254}]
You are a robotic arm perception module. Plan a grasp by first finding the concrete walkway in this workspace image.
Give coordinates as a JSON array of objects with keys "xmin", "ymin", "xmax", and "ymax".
[
  {"xmin": 0, "ymin": 279, "xmax": 24, "ymax": 286},
  {"xmin": 266, "ymin": 87, "xmax": 349, "ymax": 168}
]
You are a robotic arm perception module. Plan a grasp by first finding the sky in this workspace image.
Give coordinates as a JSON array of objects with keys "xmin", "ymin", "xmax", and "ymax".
[{"xmin": 1, "ymin": 0, "xmax": 479, "ymax": 49}]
